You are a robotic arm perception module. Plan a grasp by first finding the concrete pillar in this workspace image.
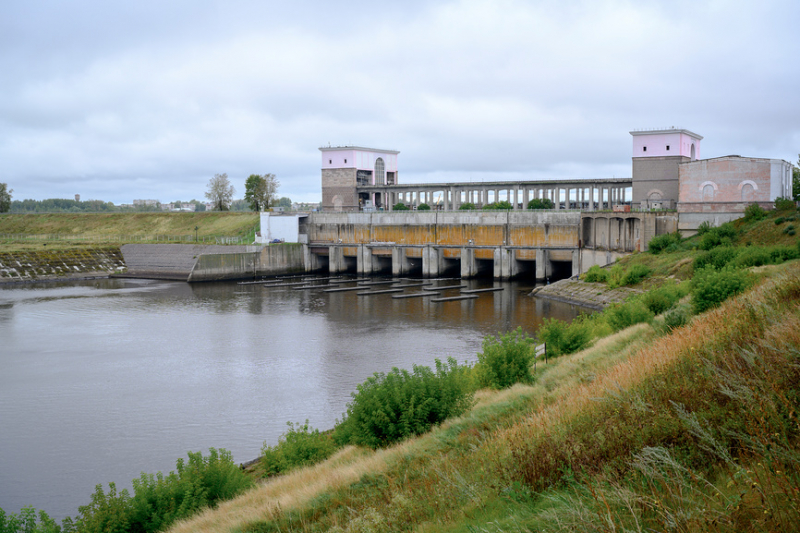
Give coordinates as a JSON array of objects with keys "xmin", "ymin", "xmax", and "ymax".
[
  {"xmin": 535, "ymin": 249, "xmax": 551, "ymax": 281},
  {"xmin": 329, "ymin": 246, "xmax": 345, "ymax": 274},
  {"xmin": 357, "ymin": 244, "xmax": 373, "ymax": 275},
  {"xmin": 392, "ymin": 247, "xmax": 411, "ymax": 276},
  {"xmin": 493, "ymin": 246, "xmax": 518, "ymax": 279},
  {"xmin": 303, "ymin": 244, "xmax": 323, "ymax": 273},
  {"xmin": 422, "ymin": 245, "xmax": 441, "ymax": 278},
  {"xmin": 572, "ymin": 249, "xmax": 580, "ymax": 278},
  {"xmin": 460, "ymin": 247, "xmax": 477, "ymax": 278}
]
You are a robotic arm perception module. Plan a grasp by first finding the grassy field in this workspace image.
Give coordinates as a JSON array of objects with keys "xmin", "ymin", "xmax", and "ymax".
[{"xmin": 156, "ymin": 210, "xmax": 800, "ymax": 533}]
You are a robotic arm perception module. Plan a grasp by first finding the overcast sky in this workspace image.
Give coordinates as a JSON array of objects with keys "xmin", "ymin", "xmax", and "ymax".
[{"xmin": 2, "ymin": 0, "xmax": 798, "ymax": 204}]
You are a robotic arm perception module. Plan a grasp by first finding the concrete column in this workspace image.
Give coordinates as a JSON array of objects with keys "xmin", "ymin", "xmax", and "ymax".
[
  {"xmin": 571, "ymin": 249, "xmax": 580, "ymax": 278},
  {"xmin": 493, "ymin": 246, "xmax": 518, "ymax": 279},
  {"xmin": 460, "ymin": 247, "xmax": 476, "ymax": 278},
  {"xmin": 535, "ymin": 249, "xmax": 551, "ymax": 281},
  {"xmin": 357, "ymin": 244, "xmax": 373, "ymax": 275},
  {"xmin": 422, "ymin": 245, "xmax": 441, "ymax": 278},
  {"xmin": 555, "ymin": 187, "xmax": 561, "ymax": 210},
  {"xmin": 392, "ymin": 247, "xmax": 411, "ymax": 276},
  {"xmin": 303, "ymin": 244, "xmax": 323, "ymax": 273},
  {"xmin": 329, "ymin": 246, "xmax": 345, "ymax": 274}
]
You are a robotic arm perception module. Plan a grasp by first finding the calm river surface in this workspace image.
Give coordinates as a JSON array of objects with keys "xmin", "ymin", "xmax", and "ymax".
[{"xmin": 0, "ymin": 276, "xmax": 585, "ymax": 520}]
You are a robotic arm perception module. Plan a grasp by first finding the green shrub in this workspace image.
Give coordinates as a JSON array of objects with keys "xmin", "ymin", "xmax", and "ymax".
[
  {"xmin": 621, "ymin": 264, "xmax": 651, "ymax": 286},
  {"xmin": 640, "ymin": 283, "xmax": 688, "ymax": 315},
  {"xmin": 774, "ymin": 196, "xmax": 795, "ymax": 211},
  {"xmin": 647, "ymin": 232, "xmax": 682, "ymax": 254},
  {"xmin": 417, "ymin": 203, "xmax": 431, "ymax": 211},
  {"xmin": 392, "ymin": 202, "xmax": 409, "ymax": 211},
  {"xmin": 536, "ymin": 316, "xmax": 593, "ymax": 357},
  {"xmin": 775, "ymin": 217, "xmax": 786, "ymax": 225},
  {"xmin": 459, "ymin": 202, "xmax": 476, "ymax": 210},
  {"xmin": 783, "ymin": 224, "xmax": 795, "ymax": 235},
  {"xmin": 261, "ymin": 421, "xmax": 337, "ymax": 477},
  {"xmin": 475, "ymin": 327, "xmax": 535, "ymax": 389},
  {"xmin": 334, "ymin": 358, "xmax": 474, "ymax": 448},
  {"xmin": 744, "ymin": 202, "xmax": 766, "ymax": 221},
  {"xmin": 0, "ymin": 506, "xmax": 61, "ymax": 533},
  {"xmin": 527, "ymin": 198, "xmax": 554, "ymax": 210},
  {"xmin": 604, "ymin": 299, "xmax": 654, "ymax": 331},
  {"xmin": 661, "ymin": 303, "xmax": 692, "ymax": 332},
  {"xmin": 582, "ymin": 265, "xmax": 608, "ymax": 283},
  {"xmin": 694, "ymin": 246, "xmax": 740, "ymax": 270},
  {"xmin": 482, "ymin": 201, "xmax": 513, "ymax": 210},
  {"xmin": 698, "ymin": 222, "xmax": 737, "ymax": 250},
  {"xmin": 691, "ymin": 266, "xmax": 752, "ymax": 314},
  {"xmin": 607, "ymin": 264, "xmax": 625, "ymax": 288},
  {"xmin": 75, "ymin": 448, "xmax": 252, "ymax": 533},
  {"xmin": 696, "ymin": 221, "xmax": 711, "ymax": 235}
]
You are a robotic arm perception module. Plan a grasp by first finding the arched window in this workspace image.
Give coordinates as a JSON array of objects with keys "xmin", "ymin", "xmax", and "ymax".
[
  {"xmin": 375, "ymin": 158, "xmax": 385, "ymax": 185},
  {"xmin": 703, "ymin": 185, "xmax": 714, "ymax": 202},
  {"xmin": 741, "ymin": 184, "xmax": 754, "ymax": 202},
  {"xmin": 690, "ymin": 143, "xmax": 696, "ymax": 161}
]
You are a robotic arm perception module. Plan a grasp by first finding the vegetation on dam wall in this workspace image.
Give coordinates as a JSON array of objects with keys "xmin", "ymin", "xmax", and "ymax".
[{"xmin": 0, "ymin": 247, "xmax": 125, "ymax": 281}]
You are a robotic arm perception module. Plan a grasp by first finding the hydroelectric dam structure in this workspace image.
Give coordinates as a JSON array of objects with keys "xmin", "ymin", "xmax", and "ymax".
[{"xmin": 299, "ymin": 209, "xmax": 677, "ymax": 281}]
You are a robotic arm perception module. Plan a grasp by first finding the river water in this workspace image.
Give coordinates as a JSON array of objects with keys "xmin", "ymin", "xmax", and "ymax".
[{"xmin": 0, "ymin": 276, "xmax": 585, "ymax": 520}]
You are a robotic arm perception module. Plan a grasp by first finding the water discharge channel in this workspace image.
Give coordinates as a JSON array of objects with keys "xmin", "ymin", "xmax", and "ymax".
[{"xmin": 0, "ymin": 276, "xmax": 587, "ymax": 521}]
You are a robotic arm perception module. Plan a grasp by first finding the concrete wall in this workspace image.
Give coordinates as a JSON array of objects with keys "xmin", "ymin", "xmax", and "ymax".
[
  {"xmin": 259, "ymin": 213, "xmax": 303, "ymax": 243},
  {"xmin": 304, "ymin": 211, "xmax": 581, "ymax": 249},
  {"xmin": 678, "ymin": 156, "xmax": 792, "ymax": 206},
  {"xmin": 321, "ymin": 168, "xmax": 359, "ymax": 211},
  {"xmin": 631, "ymin": 156, "xmax": 690, "ymax": 207},
  {"xmin": 188, "ymin": 244, "xmax": 305, "ymax": 282}
]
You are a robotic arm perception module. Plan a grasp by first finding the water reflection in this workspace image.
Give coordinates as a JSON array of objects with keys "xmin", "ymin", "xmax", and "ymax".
[{"xmin": 0, "ymin": 276, "xmax": 588, "ymax": 521}]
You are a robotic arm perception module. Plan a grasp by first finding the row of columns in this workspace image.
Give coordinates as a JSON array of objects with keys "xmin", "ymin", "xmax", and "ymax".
[
  {"xmin": 376, "ymin": 184, "xmax": 630, "ymax": 211},
  {"xmin": 318, "ymin": 244, "xmax": 579, "ymax": 280}
]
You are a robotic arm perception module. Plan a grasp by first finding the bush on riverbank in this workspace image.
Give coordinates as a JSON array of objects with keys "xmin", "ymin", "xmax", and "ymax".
[
  {"xmin": 333, "ymin": 358, "xmax": 474, "ymax": 449},
  {"xmin": 475, "ymin": 328, "xmax": 536, "ymax": 389},
  {"xmin": 71, "ymin": 448, "xmax": 251, "ymax": 533},
  {"xmin": 261, "ymin": 421, "xmax": 337, "ymax": 477}
]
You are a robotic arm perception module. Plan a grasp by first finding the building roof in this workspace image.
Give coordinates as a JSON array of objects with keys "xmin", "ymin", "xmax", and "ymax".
[
  {"xmin": 629, "ymin": 127, "xmax": 703, "ymax": 140},
  {"xmin": 319, "ymin": 145, "xmax": 400, "ymax": 154}
]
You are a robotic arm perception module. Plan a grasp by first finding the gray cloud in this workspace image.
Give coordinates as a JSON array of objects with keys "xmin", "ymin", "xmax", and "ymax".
[{"xmin": 1, "ymin": 0, "xmax": 798, "ymax": 204}]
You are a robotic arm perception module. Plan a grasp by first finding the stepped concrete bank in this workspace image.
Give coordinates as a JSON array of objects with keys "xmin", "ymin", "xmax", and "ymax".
[
  {"xmin": 0, "ymin": 247, "xmax": 126, "ymax": 283},
  {"xmin": 119, "ymin": 243, "xmax": 305, "ymax": 282}
]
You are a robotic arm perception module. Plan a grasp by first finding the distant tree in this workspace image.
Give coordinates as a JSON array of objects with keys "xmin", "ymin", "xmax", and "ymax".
[
  {"xmin": 278, "ymin": 197, "xmax": 292, "ymax": 208},
  {"xmin": 205, "ymin": 173, "xmax": 235, "ymax": 211},
  {"xmin": 230, "ymin": 199, "xmax": 250, "ymax": 212},
  {"xmin": 459, "ymin": 202, "xmax": 476, "ymax": 210},
  {"xmin": 244, "ymin": 173, "xmax": 279, "ymax": 211},
  {"xmin": 189, "ymin": 199, "xmax": 206, "ymax": 212},
  {"xmin": 0, "ymin": 183, "xmax": 13, "ymax": 213},
  {"xmin": 174, "ymin": 200, "xmax": 182, "ymax": 209},
  {"xmin": 393, "ymin": 202, "xmax": 410, "ymax": 211},
  {"xmin": 417, "ymin": 203, "xmax": 431, "ymax": 211},
  {"xmin": 483, "ymin": 200, "xmax": 513, "ymax": 210},
  {"xmin": 527, "ymin": 198, "xmax": 554, "ymax": 210}
]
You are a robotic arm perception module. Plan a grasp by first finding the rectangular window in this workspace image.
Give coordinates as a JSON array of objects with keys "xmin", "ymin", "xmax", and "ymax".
[
  {"xmin": 344, "ymin": 159, "xmax": 347, "ymax": 164},
  {"xmin": 329, "ymin": 159, "xmax": 332, "ymax": 164},
  {"xmin": 643, "ymin": 146, "xmax": 647, "ymax": 152},
  {"xmin": 666, "ymin": 145, "xmax": 670, "ymax": 151}
]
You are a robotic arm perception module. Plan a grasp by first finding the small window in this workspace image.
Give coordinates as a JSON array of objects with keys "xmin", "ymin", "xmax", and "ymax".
[
  {"xmin": 666, "ymin": 145, "xmax": 670, "ymax": 151},
  {"xmin": 344, "ymin": 159, "xmax": 347, "ymax": 164},
  {"xmin": 329, "ymin": 159, "xmax": 332, "ymax": 164},
  {"xmin": 643, "ymin": 146, "xmax": 647, "ymax": 152}
]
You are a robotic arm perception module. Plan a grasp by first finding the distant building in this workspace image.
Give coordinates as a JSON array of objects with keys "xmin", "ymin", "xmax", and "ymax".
[
  {"xmin": 630, "ymin": 128, "xmax": 703, "ymax": 210},
  {"xmin": 133, "ymin": 199, "xmax": 160, "ymax": 207},
  {"xmin": 75, "ymin": 194, "xmax": 81, "ymax": 202},
  {"xmin": 320, "ymin": 146, "xmax": 399, "ymax": 211}
]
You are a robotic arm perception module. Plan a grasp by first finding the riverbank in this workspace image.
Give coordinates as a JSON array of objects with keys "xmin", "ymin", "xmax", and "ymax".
[
  {"xmin": 0, "ymin": 246, "xmax": 126, "ymax": 283},
  {"xmin": 531, "ymin": 276, "xmax": 641, "ymax": 309}
]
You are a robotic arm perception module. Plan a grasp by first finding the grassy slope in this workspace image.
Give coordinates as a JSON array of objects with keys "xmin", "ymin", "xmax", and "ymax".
[
  {"xmin": 0, "ymin": 212, "xmax": 258, "ymax": 238},
  {"xmin": 165, "ymin": 211, "xmax": 800, "ymax": 533}
]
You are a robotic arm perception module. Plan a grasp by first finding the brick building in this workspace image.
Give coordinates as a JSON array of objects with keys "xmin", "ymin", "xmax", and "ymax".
[{"xmin": 320, "ymin": 146, "xmax": 399, "ymax": 212}]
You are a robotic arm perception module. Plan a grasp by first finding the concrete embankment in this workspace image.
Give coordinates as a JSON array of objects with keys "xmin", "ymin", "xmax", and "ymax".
[
  {"xmin": 0, "ymin": 247, "xmax": 126, "ymax": 283},
  {"xmin": 119, "ymin": 243, "xmax": 305, "ymax": 282},
  {"xmin": 532, "ymin": 278, "xmax": 641, "ymax": 310}
]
